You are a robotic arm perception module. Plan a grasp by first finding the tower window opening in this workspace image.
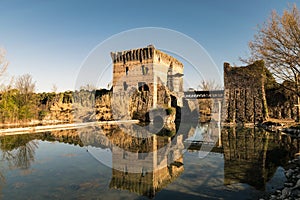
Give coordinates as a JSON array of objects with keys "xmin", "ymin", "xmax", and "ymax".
[
  {"xmin": 123, "ymin": 82, "xmax": 128, "ymax": 91},
  {"xmin": 141, "ymin": 65, "xmax": 148, "ymax": 75}
]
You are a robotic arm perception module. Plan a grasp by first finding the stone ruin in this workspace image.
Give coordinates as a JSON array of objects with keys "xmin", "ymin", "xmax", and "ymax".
[
  {"xmin": 223, "ymin": 60, "xmax": 299, "ymax": 123},
  {"xmin": 223, "ymin": 61, "xmax": 267, "ymax": 123},
  {"xmin": 110, "ymin": 45, "xmax": 184, "ymax": 121}
]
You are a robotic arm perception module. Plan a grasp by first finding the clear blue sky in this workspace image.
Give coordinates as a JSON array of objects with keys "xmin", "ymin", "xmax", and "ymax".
[{"xmin": 0, "ymin": 0, "xmax": 299, "ymax": 92}]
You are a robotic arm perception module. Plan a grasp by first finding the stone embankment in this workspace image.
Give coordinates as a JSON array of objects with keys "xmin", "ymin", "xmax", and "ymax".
[
  {"xmin": 258, "ymin": 121, "xmax": 300, "ymax": 200},
  {"xmin": 261, "ymin": 157, "xmax": 300, "ymax": 200}
]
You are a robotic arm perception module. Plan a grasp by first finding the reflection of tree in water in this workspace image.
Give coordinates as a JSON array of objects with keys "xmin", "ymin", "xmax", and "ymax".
[
  {"xmin": 0, "ymin": 130, "xmax": 83, "ymax": 196},
  {"xmin": 0, "ymin": 134, "xmax": 38, "ymax": 169},
  {"xmin": 0, "ymin": 130, "xmax": 82, "ymax": 170},
  {"xmin": 0, "ymin": 166, "xmax": 4, "ymax": 196}
]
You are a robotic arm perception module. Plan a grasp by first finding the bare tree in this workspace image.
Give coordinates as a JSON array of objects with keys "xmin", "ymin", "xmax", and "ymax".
[
  {"xmin": 198, "ymin": 80, "xmax": 222, "ymax": 91},
  {"xmin": 80, "ymin": 83, "xmax": 96, "ymax": 91},
  {"xmin": 15, "ymin": 74, "xmax": 36, "ymax": 120},
  {"xmin": 15, "ymin": 74, "xmax": 35, "ymax": 96},
  {"xmin": 1, "ymin": 135, "xmax": 38, "ymax": 169},
  {"xmin": 0, "ymin": 47, "xmax": 9, "ymax": 81},
  {"xmin": 245, "ymin": 4, "xmax": 300, "ymax": 121},
  {"xmin": 51, "ymin": 84, "xmax": 58, "ymax": 93}
]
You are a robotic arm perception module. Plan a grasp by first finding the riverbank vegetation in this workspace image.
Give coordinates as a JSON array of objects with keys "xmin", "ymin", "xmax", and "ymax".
[{"xmin": 0, "ymin": 82, "xmax": 103, "ymax": 125}]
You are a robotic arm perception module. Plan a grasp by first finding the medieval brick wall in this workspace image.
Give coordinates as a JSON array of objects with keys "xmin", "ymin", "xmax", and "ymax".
[
  {"xmin": 223, "ymin": 61, "xmax": 266, "ymax": 123},
  {"xmin": 111, "ymin": 45, "xmax": 183, "ymax": 110}
]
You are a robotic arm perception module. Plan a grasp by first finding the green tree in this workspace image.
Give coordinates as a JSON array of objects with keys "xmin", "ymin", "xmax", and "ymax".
[{"xmin": 0, "ymin": 89, "xmax": 18, "ymax": 123}]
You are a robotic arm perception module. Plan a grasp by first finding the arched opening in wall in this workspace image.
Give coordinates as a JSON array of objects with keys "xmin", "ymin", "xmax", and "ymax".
[
  {"xmin": 141, "ymin": 65, "xmax": 148, "ymax": 75},
  {"xmin": 123, "ymin": 151, "xmax": 128, "ymax": 159},
  {"xmin": 138, "ymin": 151, "xmax": 146, "ymax": 160},
  {"xmin": 138, "ymin": 82, "xmax": 149, "ymax": 92},
  {"xmin": 123, "ymin": 82, "xmax": 128, "ymax": 91},
  {"xmin": 141, "ymin": 167, "xmax": 147, "ymax": 177}
]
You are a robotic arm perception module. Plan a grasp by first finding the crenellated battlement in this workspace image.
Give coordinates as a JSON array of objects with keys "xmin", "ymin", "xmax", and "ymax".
[
  {"xmin": 110, "ymin": 45, "xmax": 183, "ymax": 68},
  {"xmin": 111, "ymin": 45, "xmax": 155, "ymax": 64}
]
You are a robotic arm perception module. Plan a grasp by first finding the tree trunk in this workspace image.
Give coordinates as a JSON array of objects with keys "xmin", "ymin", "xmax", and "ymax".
[
  {"xmin": 261, "ymin": 79, "xmax": 269, "ymax": 121},
  {"xmin": 296, "ymin": 76, "xmax": 300, "ymax": 122},
  {"xmin": 297, "ymin": 96, "xmax": 300, "ymax": 122},
  {"xmin": 261, "ymin": 67, "xmax": 269, "ymax": 121}
]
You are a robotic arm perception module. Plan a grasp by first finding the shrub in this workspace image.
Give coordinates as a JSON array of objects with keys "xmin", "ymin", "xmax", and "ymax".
[{"xmin": 165, "ymin": 107, "xmax": 175, "ymax": 115}]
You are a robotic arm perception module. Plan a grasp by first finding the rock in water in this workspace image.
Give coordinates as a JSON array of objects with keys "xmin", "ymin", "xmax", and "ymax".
[
  {"xmin": 285, "ymin": 169, "xmax": 294, "ymax": 178},
  {"xmin": 293, "ymin": 179, "xmax": 300, "ymax": 189},
  {"xmin": 280, "ymin": 187, "xmax": 291, "ymax": 199}
]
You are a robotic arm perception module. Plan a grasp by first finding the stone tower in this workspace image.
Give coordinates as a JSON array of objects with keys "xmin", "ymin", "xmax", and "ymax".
[{"xmin": 111, "ymin": 45, "xmax": 184, "ymax": 108}]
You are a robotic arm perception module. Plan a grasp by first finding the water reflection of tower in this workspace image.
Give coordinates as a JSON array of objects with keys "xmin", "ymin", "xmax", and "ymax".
[{"xmin": 109, "ymin": 128, "xmax": 184, "ymax": 198}]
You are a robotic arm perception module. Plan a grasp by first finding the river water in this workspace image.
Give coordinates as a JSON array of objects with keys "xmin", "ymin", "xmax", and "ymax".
[{"xmin": 0, "ymin": 123, "xmax": 298, "ymax": 200}]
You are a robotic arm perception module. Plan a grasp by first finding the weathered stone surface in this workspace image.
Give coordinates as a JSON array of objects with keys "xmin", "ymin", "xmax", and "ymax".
[
  {"xmin": 111, "ymin": 45, "xmax": 184, "ymax": 122},
  {"xmin": 223, "ymin": 61, "xmax": 267, "ymax": 123},
  {"xmin": 95, "ymin": 89, "xmax": 113, "ymax": 121},
  {"xmin": 266, "ymin": 83, "xmax": 298, "ymax": 120},
  {"xmin": 111, "ymin": 45, "xmax": 183, "ymax": 96},
  {"xmin": 47, "ymin": 102, "xmax": 74, "ymax": 122},
  {"xmin": 44, "ymin": 92, "xmax": 75, "ymax": 123}
]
